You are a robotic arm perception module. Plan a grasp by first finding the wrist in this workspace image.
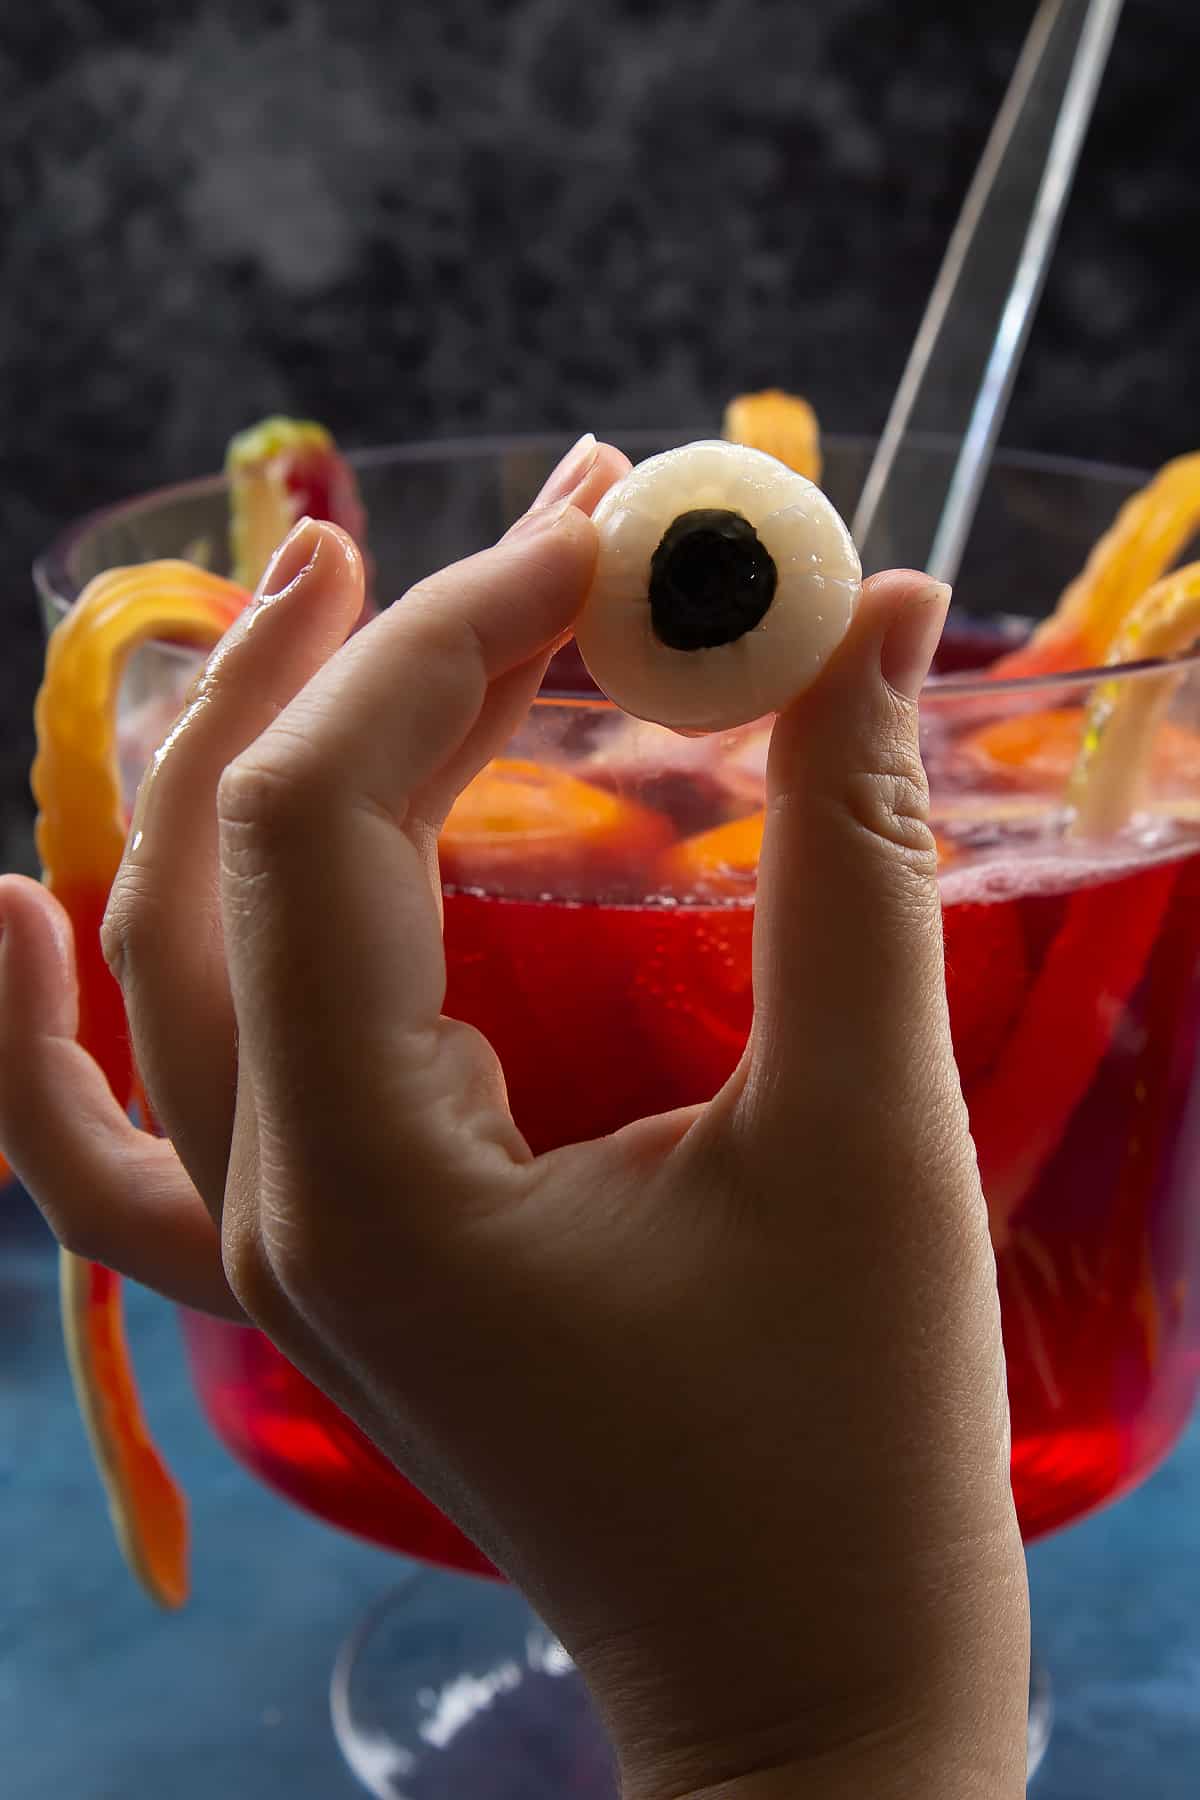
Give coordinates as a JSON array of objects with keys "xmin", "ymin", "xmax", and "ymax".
[
  {"xmin": 571, "ymin": 1536, "xmax": 1029, "ymax": 1800},
  {"xmin": 624, "ymin": 1730, "xmax": 1022, "ymax": 1800},
  {"xmin": 607, "ymin": 1652, "xmax": 1029, "ymax": 1800}
]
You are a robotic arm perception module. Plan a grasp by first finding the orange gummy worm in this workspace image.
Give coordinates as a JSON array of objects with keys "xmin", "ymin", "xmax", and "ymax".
[
  {"xmin": 32, "ymin": 560, "xmax": 248, "ymax": 1608},
  {"xmin": 991, "ymin": 453, "xmax": 1200, "ymax": 680}
]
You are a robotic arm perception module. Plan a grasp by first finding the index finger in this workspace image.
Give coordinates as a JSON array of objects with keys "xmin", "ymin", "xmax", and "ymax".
[{"xmin": 217, "ymin": 465, "xmax": 620, "ymax": 1191}]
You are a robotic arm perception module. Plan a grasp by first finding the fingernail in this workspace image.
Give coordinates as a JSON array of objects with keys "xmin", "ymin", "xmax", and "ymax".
[
  {"xmin": 532, "ymin": 433, "xmax": 598, "ymax": 509},
  {"xmin": 503, "ymin": 495, "xmax": 578, "ymax": 542},
  {"xmin": 257, "ymin": 517, "xmax": 321, "ymax": 605},
  {"xmin": 881, "ymin": 581, "xmax": 952, "ymax": 701}
]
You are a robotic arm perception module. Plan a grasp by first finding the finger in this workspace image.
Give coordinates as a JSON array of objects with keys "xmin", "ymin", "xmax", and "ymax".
[
  {"xmin": 217, "ymin": 497, "xmax": 603, "ymax": 1199},
  {"xmin": 432, "ymin": 438, "xmax": 632, "ymax": 817},
  {"xmin": 745, "ymin": 570, "xmax": 958, "ymax": 1119},
  {"xmin": 516, "ymin": 431, "xmax": 632, "ymax": 523},
  {"xmin": 103, "ymin": 436, "xmax": 631, "ymax": 1164},
  {"xmin": 102, "ymin": 520, "xmax": 365, "ymax": 1207},
  {"xmin": 0, "ymin": 876, "xmax": 240, "ymax": 1317}
]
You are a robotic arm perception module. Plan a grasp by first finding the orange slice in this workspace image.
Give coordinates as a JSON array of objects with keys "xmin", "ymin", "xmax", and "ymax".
[
  {"xmin": 963, "ymin": 705, "xmax": 1200, "ymax": 797},
  {"xmin": 962, "ymin": 709, "xmax": 1086, "ymax": 788},
  {"xmin": 659, "ymin": 811, "xmax": 764, "ymax": 900},
  {"xmin": 723, "ymin": 389, "xmax": 823, "ymax": 483},
  {"xmin": 439, "ymin": 759, "xmax": 671, "ymax": 893}
]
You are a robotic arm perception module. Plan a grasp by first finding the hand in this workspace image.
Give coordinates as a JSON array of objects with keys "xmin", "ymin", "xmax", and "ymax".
[{"xmin": 0, "ymin": 437, "xmax": 1028, "ymax": 1799}]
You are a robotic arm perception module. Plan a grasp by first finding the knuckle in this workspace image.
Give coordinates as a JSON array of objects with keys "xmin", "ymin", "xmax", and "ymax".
[
  {"xmin": 839, "ymin": 695, "xmax": 938, "ymax": 871},
  {"xmin": 217, "ymin": 735, "xmax": 330, "ymax": 848},
  {"xmin": 843, "ymin": 766, "xmax": 937, "ymax": 864},
  {"xmin": 258, "ymin": 1223, "xmax": 351, "ymax": 1331},
  {"xmin": 242, "ymin": 1148, "xmax": 351, "ymax": 1309},
  {"xmin": 100, "ymin": 870, "xmax": 162, "ymax": 984},
  {"xmin": 402, "ymin": 589, "xmax": 489, "ymax": 684},
  {"xmin": 257, "ymin": 1229, "xmax": 319, "ymax": 1309},
  {"xmin": 221, "ymin": 1216, "xmax": 283, "ymax": 1328},
  {"xmin": 54, "ymin": 1210, "xmax": 105, "ymax": 1265},
  {"xmin": 98, "ymin": 901, "xmax": 127, "ymax": 983}
]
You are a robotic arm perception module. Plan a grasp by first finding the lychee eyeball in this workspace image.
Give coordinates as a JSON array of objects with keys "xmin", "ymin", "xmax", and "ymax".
[{"xmin": 574, "ymin": 441, "xmax": 861, "ymax": 733}]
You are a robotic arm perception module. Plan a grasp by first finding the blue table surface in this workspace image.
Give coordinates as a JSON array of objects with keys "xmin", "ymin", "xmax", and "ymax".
[{"xmin": 3, "ymin": 1183, "xmax": 1199, "ymax": 1800}]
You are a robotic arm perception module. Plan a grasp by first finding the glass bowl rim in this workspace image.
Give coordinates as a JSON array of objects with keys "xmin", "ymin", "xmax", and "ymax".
[{"xmin": 32, "ymin": 429, "xmax": 1200, "ymax": 699}]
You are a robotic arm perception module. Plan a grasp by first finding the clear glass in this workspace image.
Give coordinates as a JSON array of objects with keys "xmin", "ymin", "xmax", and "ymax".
[
  {"xmin": 853, "ymin": 0, "xmax": 1126, "ymax": 580},
  {"xmin": 35, "ymin": 435, "xmax": 1200, "ymax": 1792}
]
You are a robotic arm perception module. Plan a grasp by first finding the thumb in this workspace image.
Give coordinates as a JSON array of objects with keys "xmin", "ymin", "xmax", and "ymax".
[{"xmin": 746, "ymin": 569, "xmax": 955, "ymax": 1121}]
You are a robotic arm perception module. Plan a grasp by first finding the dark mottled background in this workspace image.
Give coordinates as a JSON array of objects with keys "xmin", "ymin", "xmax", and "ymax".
[{"xmin": 2, "ymin": 0, "xmax": 1199, "ymax": 870}]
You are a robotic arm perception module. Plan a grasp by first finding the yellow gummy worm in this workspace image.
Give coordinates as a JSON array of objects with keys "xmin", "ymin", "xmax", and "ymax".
[
  {"xmin": 1069, "ymin": 562, "xmax": 1200, "ymax": 839},
  {"xmin": 32, "ymin": 560, "xmax": 249, "ymax": 1608},
  {"xmin": 226, "ymin": 415, "xmax": 334, "ymax": 592},
  {"xmin": 1025, "ymin": 454, "xmax": 1200, "ymax": 671}
]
